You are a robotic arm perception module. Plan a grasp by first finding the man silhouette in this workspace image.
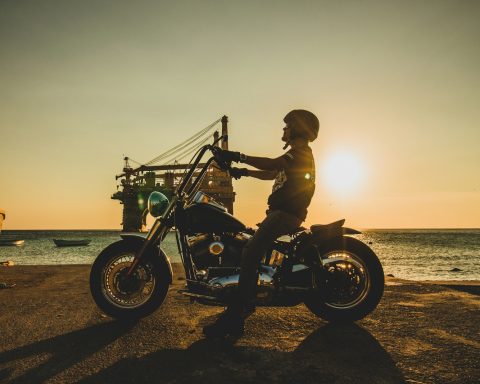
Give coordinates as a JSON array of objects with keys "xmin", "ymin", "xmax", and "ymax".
[{"xmin": 203, "ymin": 109, "xmax": 319, "ymax": 337}]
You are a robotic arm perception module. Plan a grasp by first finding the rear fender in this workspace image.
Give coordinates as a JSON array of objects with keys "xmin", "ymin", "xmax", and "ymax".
[
  {"xmin": 313, "ymin": 227, "xmax": 361, "ymax": 243},
  {"xmin": 295, "ymin": 227, "xmax": 362, "ymax": 266},
  {"xmin": 120, "ymin": 234, "xmax": 173, "ymax": 284}
]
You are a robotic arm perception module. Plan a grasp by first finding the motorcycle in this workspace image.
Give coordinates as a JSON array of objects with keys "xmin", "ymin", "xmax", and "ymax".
[{"xmin": 90, "ymin": 136, "xmax": 384, "ymax": 322}]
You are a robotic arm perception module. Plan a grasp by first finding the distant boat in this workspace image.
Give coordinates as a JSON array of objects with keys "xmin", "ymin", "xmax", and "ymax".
[
  {"xmin": 0, "ymin": 238, "xmax": 25, "ymax": 246},
  {"xmin": 53, "ymin": 239, "xmax": 92, "ymax": 247}
]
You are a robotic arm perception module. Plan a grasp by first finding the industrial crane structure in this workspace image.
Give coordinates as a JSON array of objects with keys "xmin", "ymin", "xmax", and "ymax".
[{"xmin": 112, "ymin": 116, "xmax": 235, "ymax": 232}]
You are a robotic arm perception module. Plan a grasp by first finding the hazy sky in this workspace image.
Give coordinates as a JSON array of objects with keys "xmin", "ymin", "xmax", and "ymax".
[{"xmin": 1, "ymin": 0, "xmax": 479, "ymax": 229}]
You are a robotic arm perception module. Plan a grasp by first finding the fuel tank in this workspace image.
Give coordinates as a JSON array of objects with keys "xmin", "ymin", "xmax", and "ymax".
[{"xmin": 183, "ymin": 202, "xmax": 246, "ymax": 234}]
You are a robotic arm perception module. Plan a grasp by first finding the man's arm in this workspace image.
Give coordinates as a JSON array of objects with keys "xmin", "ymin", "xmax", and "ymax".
[
  {"xmin": 246, "ymin": 169, "xmax": 277, "ymax": 180},
  {"xmin": 242, "ymin": 155, "xmax": 289, "ymax": 171}
]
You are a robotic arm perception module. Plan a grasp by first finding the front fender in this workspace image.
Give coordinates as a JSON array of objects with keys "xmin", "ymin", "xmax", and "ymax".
[{"xmin": 120, "ymin": 234, "xmax": 173, "ymax": 284}]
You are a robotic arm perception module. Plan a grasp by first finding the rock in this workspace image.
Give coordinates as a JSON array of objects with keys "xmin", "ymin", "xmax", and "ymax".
[
  {"xmin": 1, "ymin": 260, "xmax": 14, "ymax": 267},
  {"xmin": 450, "ymin": 267, "xmax": 462, "ymax": 272}
]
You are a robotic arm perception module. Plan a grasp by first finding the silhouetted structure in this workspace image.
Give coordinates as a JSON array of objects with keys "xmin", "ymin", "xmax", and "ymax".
[
  {"xmin": 0, "ymin": 209, "xmax": 4, "ymax": 233},
  {"xmin": 112, "ymin": 116, "xmax": 235, "ymax": 232}
]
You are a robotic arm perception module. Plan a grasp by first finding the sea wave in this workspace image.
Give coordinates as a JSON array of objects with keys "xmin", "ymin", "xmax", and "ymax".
[{"xmin": 1, "ymin": 229, "xmax": 479, "ymax": 281}]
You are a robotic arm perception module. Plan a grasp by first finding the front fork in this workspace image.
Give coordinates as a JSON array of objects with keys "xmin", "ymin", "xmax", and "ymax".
[
  {"xmin": 126, "ymin": 195, "xmax": 180, "ymax": 276},
  {"xmin": 126, "ymin": 218, "xmax": 167, "ymax": 276}
]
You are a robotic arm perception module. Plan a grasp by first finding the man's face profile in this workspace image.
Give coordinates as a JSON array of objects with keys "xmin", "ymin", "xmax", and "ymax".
[{"xmin": 282, "ymin": 123, "xmax": 292, "ymax": 142}]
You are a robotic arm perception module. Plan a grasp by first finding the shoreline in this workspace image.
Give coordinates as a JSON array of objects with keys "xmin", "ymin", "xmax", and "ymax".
[{"xmin": 2, "ymin": 263, "xmax": 479, "ymax": 286}]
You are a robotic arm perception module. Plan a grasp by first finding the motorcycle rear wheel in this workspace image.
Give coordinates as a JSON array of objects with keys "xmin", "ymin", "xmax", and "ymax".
[
  {"xmin": 90, "ymin": 240, "xmax": 170, "ymax": 319},
  {"xmin": 304, "ymin": 236, "xmax": 384, "ymax": 322}
]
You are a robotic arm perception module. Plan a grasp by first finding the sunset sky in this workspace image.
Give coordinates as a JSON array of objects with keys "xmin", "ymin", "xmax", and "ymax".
[{"xmin": 1, "ymin": 0, "xmax": 479, "ymax": 229}]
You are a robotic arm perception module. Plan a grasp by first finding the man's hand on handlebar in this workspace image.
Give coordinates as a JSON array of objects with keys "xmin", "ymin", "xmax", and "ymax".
[
  {"xmin": 211, "ymin": 147, "xmax": 247, "ymax": 171},
  {"xmin": 229, "ymin": 167, "xmax": 248, "ymax": 179},
  {"xmin": 217, "ymin": 149, "xmax": 244, "ymax": 163}
]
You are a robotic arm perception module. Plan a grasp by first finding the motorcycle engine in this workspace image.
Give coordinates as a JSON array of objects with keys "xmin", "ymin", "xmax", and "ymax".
[
  {"xmin": 186, "ymin": 232, "xmax": 277, "ymax": 304},
  {"xmin": 187, "ymin": 232, "xmax": 249, "ymax": 271}
]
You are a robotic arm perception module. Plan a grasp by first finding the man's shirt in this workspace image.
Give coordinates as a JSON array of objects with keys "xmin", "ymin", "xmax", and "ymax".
[{"xmin": 267, "ymin": 146, "xmax": 315, "ymax": 221}]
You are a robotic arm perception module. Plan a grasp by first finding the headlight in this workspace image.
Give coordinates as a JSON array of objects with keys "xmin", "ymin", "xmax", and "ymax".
[{"xmin": 148, "ymin": 191, "xmax": 169, "ymax": 217}]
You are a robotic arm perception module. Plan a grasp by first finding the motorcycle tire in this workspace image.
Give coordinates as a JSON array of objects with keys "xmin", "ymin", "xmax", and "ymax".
[
  {"xmin": 304, "ymin": 236, "xmax": 384, "ymax": 323},
  {"xmin": 90, "ymin": 240, "xmax": 170, "ymax": 320}
]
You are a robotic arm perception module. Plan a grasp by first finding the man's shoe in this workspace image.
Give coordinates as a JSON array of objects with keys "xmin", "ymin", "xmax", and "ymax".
[{"xmin": 203, "ymin": 309, "xmax": 245, "ymax": 338}]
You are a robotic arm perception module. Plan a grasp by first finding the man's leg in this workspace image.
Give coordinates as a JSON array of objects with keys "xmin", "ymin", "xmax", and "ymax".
[
  {"xmin": 203, "ymin": 210, "xmax": 302, "ymax": 337},
  {"xmin": 237, "ymin": 210, "xmax": 302, "ymax": 311}
]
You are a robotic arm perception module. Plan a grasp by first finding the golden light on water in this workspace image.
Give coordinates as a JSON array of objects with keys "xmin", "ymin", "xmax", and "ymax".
[{"xmin": 322, "ymin": 152, "xmax": 365, "ymax": 195}]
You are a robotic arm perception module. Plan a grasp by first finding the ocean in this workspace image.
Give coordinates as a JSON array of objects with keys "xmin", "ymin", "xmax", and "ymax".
[{"xmin": 1, "ymin": 229, "xmax": 479, "ymax": 281}]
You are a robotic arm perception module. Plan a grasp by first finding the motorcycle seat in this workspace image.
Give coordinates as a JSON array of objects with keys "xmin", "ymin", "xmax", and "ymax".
[{"xmin": 310, "ymin": 219, "xmax": 345, "ymax": 233}]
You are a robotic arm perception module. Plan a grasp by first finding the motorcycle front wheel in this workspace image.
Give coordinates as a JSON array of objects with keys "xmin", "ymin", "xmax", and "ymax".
[
  {"xmin": 304, "ymin": 236, "xmax": 384, "ymax": 322},
  {"xmin": 90, "ymin": 240, "xmax": 170, "ymax": 319}
]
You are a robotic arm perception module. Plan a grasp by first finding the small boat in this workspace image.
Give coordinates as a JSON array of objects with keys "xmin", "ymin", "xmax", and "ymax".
[
  {"xmin": 0, "ymin": 238, "xmax": 24, "ymax": 246},
  {"xmin": 53, "ymin": 239, "xmax": 91, "ymax": 247}
]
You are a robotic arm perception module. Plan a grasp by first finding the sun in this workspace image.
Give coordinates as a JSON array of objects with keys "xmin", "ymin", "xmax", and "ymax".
[{"xmin": 321, "ymin": 151, "xmax": 365, "ymax": 195}]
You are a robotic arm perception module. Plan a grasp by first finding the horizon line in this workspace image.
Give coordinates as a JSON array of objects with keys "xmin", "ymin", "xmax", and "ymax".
[{"xmin": 2, "ymin": 227, "xmax": 480, "ymax": 231}]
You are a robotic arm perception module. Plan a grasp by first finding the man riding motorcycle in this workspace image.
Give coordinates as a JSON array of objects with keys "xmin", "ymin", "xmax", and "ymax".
[{"xmin": 203, "ymin": 109, "xmax": 319, "ymax": 338}]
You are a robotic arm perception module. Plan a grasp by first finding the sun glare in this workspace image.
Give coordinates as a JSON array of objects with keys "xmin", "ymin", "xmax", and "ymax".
[{"xmin": 322, "ymin": 152, "xmax": 365, "ymax": 195}]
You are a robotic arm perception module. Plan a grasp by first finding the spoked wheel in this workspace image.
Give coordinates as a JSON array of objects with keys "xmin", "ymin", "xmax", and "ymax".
[
  {"xmin": 304, "ymin": 236, "xmax": 384, "ymax": 322},
  {"xmin": 103, "ymin": 254, "xmax": 156, "ymax": 308},
  {"xmin": 322, "ymin": 250, "xmax": 370, "ymax": 309},
  {"xmin": 90, "ymin": 240, "xmax": 170, "ymax": 319}
]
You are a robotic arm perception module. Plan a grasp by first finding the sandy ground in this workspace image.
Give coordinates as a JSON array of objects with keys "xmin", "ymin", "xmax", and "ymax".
[{"xmin": 0, "ymin": 264, "xmax": 479, "ymax": 384}]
